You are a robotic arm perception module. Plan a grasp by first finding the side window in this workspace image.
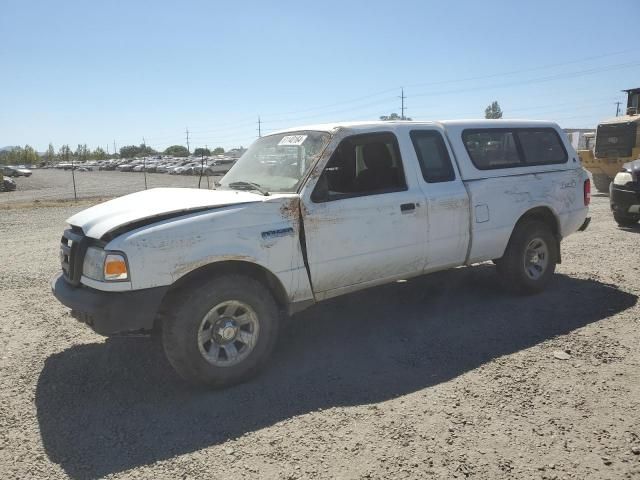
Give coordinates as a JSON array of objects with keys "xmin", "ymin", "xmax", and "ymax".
[
  {"xmin": 410, "ymin": 130, "xmax": 455, "ymax": 183},
  {"xmin": 312, "ymin": 132, "xmax": 406, "ymax": 202},
  {"xmin": 462, "ymin": 129, "xmax": 520, "ymax": 169},
  {"xmin": 462, "ymin": 128, "xmax": 568, "ymax": 170},
  {"xmin": 517, "ymin": 129, "xmax": 568, "ymax": 164}
]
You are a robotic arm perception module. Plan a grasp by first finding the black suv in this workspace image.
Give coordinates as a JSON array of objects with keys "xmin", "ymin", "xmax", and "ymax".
[{"xmin": 610, "ymin": 159, "xmax": 640, "ymax": 227}]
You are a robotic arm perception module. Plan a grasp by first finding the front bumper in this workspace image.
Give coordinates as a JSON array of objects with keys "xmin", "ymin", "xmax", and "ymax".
[
  {"xmin": 610, "ymin": 183, "xmax": 640, "ymax": 218},
  {"xmin": 51, "ymin": 272, "xmax": 169, "ymax": 336}
]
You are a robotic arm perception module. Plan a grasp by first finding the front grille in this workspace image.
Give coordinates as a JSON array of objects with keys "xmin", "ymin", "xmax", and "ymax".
[
  {"xmin": 595, "ymin": 122, "xmax": 637, "ymax": 158},
  {"xmin": 60, "ymin": 227, "xmax": 89, "ymax": 286}
]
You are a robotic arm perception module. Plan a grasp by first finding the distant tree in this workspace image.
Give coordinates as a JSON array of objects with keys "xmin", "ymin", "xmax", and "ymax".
[
  {"xmin": 212, "ymin": 147, "xmax": 225, "ymax": 155},
  {"xmin": 164, "ymin": 145, "xmax": 190, "ymax": 157},
  {"xmin": 119, "ymin": 145, "xmax": 140, "ymax": 158},
  {"xmin": 92, "ymin": 147, "xmax": 108, "ymax": 160},
  {"xmin": 0, "ymin": 147, "xmax": 23, "ymax": 165},
  {"xmin": 46, "ymin": 143, "xmax": 55, "ymax": 164},
  {"xmin": 74, "ymin": 144, "xmax": 90, "ymax": 162},
  {"xmin": 380, "ymin": 112, "xmax": 412, "ymax": 121},
  {"xmin": 59, "ymin": 145, "xmax": 71, "ymax": 163},
  {"xmin": 193, "ymin": 147, "xmax": 211, "ymax": 157},
  {"xmin": 141, "ymin": 144, "xmax": 156, "ymax": 156},
  {"xmin": 484, "ymin": 101, "xmax": 503, "ymax": 119},
  {"xmin": 119, "ymin": 144, "xmax": 157, "ymax": 158}
]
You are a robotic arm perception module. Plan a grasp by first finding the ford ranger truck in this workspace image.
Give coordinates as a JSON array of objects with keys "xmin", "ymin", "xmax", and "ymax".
[{"xmin": 52, "ymin": 120, "xmax": 591, "ymax": 387}]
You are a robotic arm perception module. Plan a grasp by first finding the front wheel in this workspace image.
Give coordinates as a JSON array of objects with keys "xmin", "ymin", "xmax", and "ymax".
[
  {"xmin": 613, "ymin": 213, "xmax": 640, "ymax": 227},
  {"xmin": 496, "ymin": 220, "xmax": 557, "ymax": 294},
  {"xmin": 162, "ymin": 274, "xmax": 280, "ymax": 387}
]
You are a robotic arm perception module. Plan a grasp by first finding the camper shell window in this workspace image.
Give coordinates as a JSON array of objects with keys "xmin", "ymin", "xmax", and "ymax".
[{"xmin": 462, "ymin": 128, "xmax": 568, "ymax": 170}]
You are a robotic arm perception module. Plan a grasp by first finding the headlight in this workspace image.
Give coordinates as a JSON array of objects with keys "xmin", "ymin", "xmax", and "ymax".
[
  {"xmin": 82, "ymin": 247, "xmax": 129, "ymax": 281},
  {"xmin": 613, "ymin": 171, "xmax": 633, "ymax": 186},
  {"xmin": 83, "ymin": 247, "xmax": 106, "ymax": 281}
]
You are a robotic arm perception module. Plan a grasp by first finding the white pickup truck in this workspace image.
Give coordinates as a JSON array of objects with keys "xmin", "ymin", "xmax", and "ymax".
[{"xmin": 52, "ymin": 120, "xmax": 591, "ymax": 386}]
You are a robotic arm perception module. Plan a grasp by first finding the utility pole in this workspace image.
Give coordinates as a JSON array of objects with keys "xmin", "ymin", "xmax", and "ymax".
[
  {"xmin": 205, "ymin": 145, "xmax": 211, "ymax": 190},
  {"xmin": 400, "ymin": 87, "xmax": 406, "ymax": 120},
  {"xmin": 185, "ymin": 127, "xmax": 190, "ymax": 154},
  {"xmin": 113, "ymin": 140, "xmax": 117, "ymax": 157},
  {"xmin": 615, "ymin": 101, "xmax": 622, "ymax": 117},
  {"xmin": 198, "ymin": 146, "xmax": 205, "ymax": 189},
  {"xmin": 69, "ymin": 147, "xmax": 77, "ymax": 201},
  {"xmin": 257, "ymin": 116, "xmax": 262, "ymax": 137},
  {"xmin": 106, "ymin": 144, "xmax": 109, "ymax": 155},
  {"xmin": 142, "ymin": 137, "xmax": 148, "ymax": 190}
]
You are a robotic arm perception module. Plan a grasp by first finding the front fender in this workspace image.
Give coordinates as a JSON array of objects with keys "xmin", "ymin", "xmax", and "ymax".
[{"xmin": 105, "ymin": 198, "xmax": 314, "ymax": 303}]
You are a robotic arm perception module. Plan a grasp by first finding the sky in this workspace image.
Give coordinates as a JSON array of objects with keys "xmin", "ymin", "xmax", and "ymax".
[{"xmin": 1, "ymin": 0, "xmax": 639, "ymax": 153}]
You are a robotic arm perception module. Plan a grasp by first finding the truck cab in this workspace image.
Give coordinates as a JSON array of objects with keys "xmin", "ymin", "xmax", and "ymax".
[{"xmin": 52, "ymin": 120, "xmax": 590, "ymax": 387}]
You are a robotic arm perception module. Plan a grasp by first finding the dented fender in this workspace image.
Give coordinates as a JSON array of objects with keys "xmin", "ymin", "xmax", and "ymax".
[{"xmin": 103, "ymin": 195, "xmax": 314, "ymax": 304}]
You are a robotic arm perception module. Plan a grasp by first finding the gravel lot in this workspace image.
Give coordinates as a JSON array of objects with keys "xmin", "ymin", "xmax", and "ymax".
[{"xmin": 0, "ymin": 191, "xmax": 639, "ymax": 479}]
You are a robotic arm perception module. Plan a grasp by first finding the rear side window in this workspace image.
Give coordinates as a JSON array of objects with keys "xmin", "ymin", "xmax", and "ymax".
[
  {"xmin": 410, "ymin": 130, "xmax": 455, "ymax": 183},
  {"xmin": 462, "ymin": 128, "xmax": 567, "ymax": 170},
  {"xmin": 518, "ymin": 129, "xmax": 567, "ymax": 164}
]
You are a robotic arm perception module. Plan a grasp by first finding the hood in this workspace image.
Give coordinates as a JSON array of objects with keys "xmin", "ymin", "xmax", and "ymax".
[{"xmin": 68, "ymin": 188, "xmax": 263, "ymax": 239}]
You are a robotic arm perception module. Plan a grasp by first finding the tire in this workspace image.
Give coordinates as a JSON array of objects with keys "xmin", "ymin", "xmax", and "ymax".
[
  {"xmin": 613, "ymin": 213, "xmax": 640, "ymax": 227},
  {"xmin": 592, "ymin": 174, "xmax": 611, "ymax": 194},
  {"xmin": 496, "ymin": 220, "xmax": 557, "ymax": 294},
  {"xmin": 162, "ymin": 274, "xmax": 280, "ymax": 387}
]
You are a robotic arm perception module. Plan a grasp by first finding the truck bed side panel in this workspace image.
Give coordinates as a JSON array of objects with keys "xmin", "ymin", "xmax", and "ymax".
[{"xmin": 464, "ymin": 168, "xmax": 588, "ymax": 263}]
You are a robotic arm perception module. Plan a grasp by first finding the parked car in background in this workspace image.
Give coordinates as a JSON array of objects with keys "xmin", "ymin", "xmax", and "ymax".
[
  {"xmin": 2, "ymin": 165, "xmax": 32, "ymax": 177},
  {"xmin": 610, "ymin": 158, "xmax": 640, "ymax": 227},
  {"xmin": 206, "ymin": 159, "xmax": 236, "ymax": 175},
  {"xmin": 1, "ymin": 175, "xmax": 16, "ymax": 192}
]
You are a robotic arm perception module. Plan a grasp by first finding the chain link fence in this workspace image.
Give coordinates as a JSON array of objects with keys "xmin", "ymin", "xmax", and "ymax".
[{"xmin": 0, "ymin": 168, "xmax": 224, "ymax": 205}]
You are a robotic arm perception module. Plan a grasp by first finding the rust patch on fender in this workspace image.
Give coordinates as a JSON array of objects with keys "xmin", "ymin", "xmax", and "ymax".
[{"xmin": 280, "ymin": 197, "xmax": 301, "ymax": 231}]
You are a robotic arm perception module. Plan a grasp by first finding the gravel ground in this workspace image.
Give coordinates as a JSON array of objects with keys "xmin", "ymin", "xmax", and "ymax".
[
  {"xmin": 0, "ymin": 193, "xmax": 639, "ymax": 480},
  {"xmin": 0, "ymin": 169, "xmax": 221, "ymax": 204}
]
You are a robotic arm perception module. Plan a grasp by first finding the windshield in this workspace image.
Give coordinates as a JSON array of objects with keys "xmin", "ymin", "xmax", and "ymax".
[{"xmin": 220, "ymin": 130, "xmax": 331, "ymax": 193}]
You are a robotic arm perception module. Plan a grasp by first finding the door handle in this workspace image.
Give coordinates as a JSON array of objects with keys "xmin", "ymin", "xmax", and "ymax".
[{"xmin": 400, "ymin": 203, "xmax": 416, "ymax": 212}]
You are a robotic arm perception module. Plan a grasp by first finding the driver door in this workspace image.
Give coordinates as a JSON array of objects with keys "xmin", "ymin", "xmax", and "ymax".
[{"xmin": 301, "ymin": 131, "xmax": 427, "ymax": 299}]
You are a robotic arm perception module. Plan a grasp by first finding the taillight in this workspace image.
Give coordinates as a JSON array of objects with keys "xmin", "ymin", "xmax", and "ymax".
[{"xmin": 584, "ymin": 178, "xmax": 591, "ymax": 206}]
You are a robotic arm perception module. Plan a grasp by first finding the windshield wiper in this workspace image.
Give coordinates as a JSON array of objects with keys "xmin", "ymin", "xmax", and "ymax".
[{"xmin": 227, "ymin": 181, "xmax": 270, "ymax": 196}]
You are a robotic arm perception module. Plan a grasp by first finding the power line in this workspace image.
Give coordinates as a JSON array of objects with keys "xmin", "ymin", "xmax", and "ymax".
[
  {"xmin": 104, "ymin": 51, "xmax": 639, "ymax": 151},
  {"xmin": 410, "ymin": 61, "xmax": 640, "ymax": 99},
  {"xmin": 405, "ymin": 49, "xmax": 636, "ymax": 89}
]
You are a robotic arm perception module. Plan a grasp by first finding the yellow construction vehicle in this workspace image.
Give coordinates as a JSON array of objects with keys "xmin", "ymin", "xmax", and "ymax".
[{"xmin": 579, "ymin": 87, "xmax": 640, "ymax": 193}]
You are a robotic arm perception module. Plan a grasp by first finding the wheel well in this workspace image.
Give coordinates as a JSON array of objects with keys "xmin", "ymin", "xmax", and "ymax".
[
  {"xmin": 155, "ymin": 260, "xmax": 289, "ymax": 329},
  {"xmin": 510, "ymin": 206, "xmax": 561, "ymax": 263},
  {"xmin": 515, "ymin": 207, "xmax": 560, "ymax": 238}
]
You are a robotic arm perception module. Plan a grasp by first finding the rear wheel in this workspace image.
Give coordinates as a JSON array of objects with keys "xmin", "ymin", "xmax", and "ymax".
[
  {"xmin": 613, "ymin": 213, "xmax": 640, "ymax": 227},
  {"xmin": 592, "ymin": 173, "xmax": 611, "ymax": 194},
  {"xmin": 497, "ymin": 220, "xmax": 557, "ymax": 294},
  {"xmin": 162, "ymin": 274, "xmax": 280, "ymax": 387}
]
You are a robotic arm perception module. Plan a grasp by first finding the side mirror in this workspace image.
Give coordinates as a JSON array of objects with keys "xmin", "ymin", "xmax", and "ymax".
[{"xmin": 311, "ymin": 174, "xmax": 329, "ymax": 202}]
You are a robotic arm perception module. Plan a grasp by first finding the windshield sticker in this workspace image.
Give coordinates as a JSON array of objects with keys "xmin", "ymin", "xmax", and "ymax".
[{"xmin": 278, "ymin": 135, "xmax": 308, "ymax": 146}]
